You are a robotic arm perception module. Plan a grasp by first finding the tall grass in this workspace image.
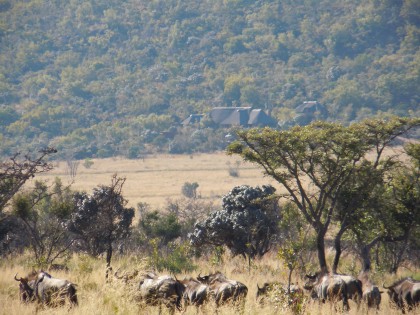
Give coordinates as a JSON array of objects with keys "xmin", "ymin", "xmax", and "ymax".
[{"xmin": 0, "ymin": 251, "xmax": 416, "ymax": 315}]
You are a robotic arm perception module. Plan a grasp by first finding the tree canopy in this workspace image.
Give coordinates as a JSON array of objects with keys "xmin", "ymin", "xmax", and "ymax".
[
  {"xmin": 227, "ymin": 116, "xmax": 420, "ymax": 271},
  {"xmin": 189, "ymin": 184, "xmax": 279, "ymax": 259}
]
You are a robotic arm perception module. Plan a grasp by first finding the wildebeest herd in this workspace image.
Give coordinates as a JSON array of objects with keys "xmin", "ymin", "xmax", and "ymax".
[{"xmin": 13, "ymin": 268, "xmax": 420, "ymax": 313}]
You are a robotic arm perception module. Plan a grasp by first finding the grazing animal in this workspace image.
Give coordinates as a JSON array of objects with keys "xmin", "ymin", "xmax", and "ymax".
[
  {"xmin": 358, "ymin": 271, "xmax": 382, "ymax": 309},
  {"xmin": 196, "ymin": 271, "xmax": 248, "ymax": 307},
  {"xmin": 138, "ymin": 272, "xmax": 185, "ymax": 315},
  {"xmin": 256, "ymin": 282, "xmax": 303, "ymax": 305},
  {"xmin": 114, "ymin": 267, "xmax": 139, "ymax": 283},
  {"xmin": 384, "ymin": 277, "xmax": 420, "ymax": 313},
  {"xmin": 179, "ymin": 277, "xmax": 209, "ymax": 309},
  {"xmin": 334, "ymin": 273, "xmax": 363, "ymax": 305},
  {"xmin": 35, "ymin": 271, "xmax": 78, "ymax": 307},
  {"xmin": 14, "ymin": 272, "xmax": 37, "ymax": 302},
  {"xmin": 304, "ymin": 272, "xmax": 349, "ymax": 311}
]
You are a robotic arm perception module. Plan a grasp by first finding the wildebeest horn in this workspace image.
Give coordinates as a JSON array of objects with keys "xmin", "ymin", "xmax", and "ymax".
[
  {"xmin": 305, "ymin": 274, "xmax": 316, "ymax": 280},
  {"xmin": 14, "ymin": 273, "xmax": 23, "ymax": 282},
  {"xmin": 382, "ymin": 283, "xmax": 390, "ymax": 289},
  {"xmin": 257, "ymin": 283, "xmax": 260, "ymax": 290},
  {"xmin": 114, "ymin": 267, "xmax": 123, "ymax": 279}
]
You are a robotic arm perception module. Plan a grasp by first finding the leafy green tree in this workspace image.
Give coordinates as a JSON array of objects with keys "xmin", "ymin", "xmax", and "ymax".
[
  {"xmin": 189, "ymin": 185, "xmax": 279, "ymax": 260},
  {"xmin": 11, "ymin": 178, "xmax": 74, "ymax": 267},
  {"xmin": 227, "ymin": 117, "xmax": 420, "ymax": 272},
  {"xmin": 330, "ymin": 118, "xmax": 420, "ymax": 272},
  {"xmin": 381, "ymin": 143, "xmax": 420, "ymax": 272},
  {"xmin": 67, "ymin": 175, "xmax": 134, "ymax": 272},
  {"xmin": 181, "ymin": 182, "xmax": 199, "ymax": 199},
  {"xmin": 138, "ymin": 210, "xmax": 182, "ymax": 247}
]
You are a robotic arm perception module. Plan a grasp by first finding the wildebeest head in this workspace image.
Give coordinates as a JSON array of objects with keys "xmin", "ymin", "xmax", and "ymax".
[
  {"xmin": 304, "ymin": 273, "xmax": 321, "ymax": 293},
  {"xmin": 358, "ymin": 271, "xmax": 383, "ymax": 309},
  {"xmin": 383, "ymin": 277, "xmax": 420, "ymax": 311},
  {"xmin": 196, "ymin": 271, "xmax": 226, "ymax": 284},
  {"xmin": 14, "ymin": 273, "xmax": 36, "ymax": 302},
  {"xmin": 196, "ymin": 272, "xmax": 248, "ymax": 307},
  {"xmin": 256, "ymin": 282, "xmax": 271, "ymax": 297},
  {"xmin": 114, "ymin": 267, "xmax": 139, "ymax": 283},
  {"xmin": 305, "ymin": 272, "xmax": 349, "ymax": 310}
]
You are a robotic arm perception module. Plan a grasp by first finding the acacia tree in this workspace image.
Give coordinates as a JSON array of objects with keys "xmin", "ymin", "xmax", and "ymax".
[
  {"xmin": 381, "ymin": 143, "xmax": 420, "ymax": 272},
  {"xmin": 189, "ymin": 185, "xmax": 279, "ymax": 261},
  {"xmin": 0, "ymin": 147, "xmax": 57, "ymax": 253},
  {"xmin": 67, "ymin": 174, "xmax": 134, "ymax": 272},
  {"xmin": 0, "ymin": 147, "xmax": 57, "ymax": 211},
  {"xmin": 12, "ymin": 179, "xmax": 75, "ymax": 267},
  {"xmin": 227, "ymin": 117, "xmax": 420, "ymax": 272},
  {"xmin": 330, "ymin": 118, "xmax": 419, "ymax": 273}
]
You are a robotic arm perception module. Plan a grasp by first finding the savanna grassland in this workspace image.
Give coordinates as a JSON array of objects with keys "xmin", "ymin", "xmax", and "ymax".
[
  {"xmin": 0, "ymin": 251, "xmax": 417, "ymax": 315},
  {"xmin": 2, "ymin": 150, "xmax": 419, "ymax": 315},
  {"xmin": 30, "ymin": 152, "xmax": 281, "ymax": 209}
]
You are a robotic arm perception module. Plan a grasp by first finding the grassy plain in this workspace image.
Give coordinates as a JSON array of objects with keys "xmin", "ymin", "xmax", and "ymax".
[
  {"xmin": 0, "ymin": 251, "xmax": 415, "ymax": 315},
  {"xmin": 4, "ymin": 149, "xmax": 417, "ymax": 314},
  {"xmin": 30, "ymin": 152, "xmax": 281, "ymax": 210}
]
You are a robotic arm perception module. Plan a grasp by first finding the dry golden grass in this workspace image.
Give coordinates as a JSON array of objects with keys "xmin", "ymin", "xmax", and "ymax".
[
  {"xmin": 29, "ymin": 152, "xmax": 281, "ymax": 209},
  {"xmin": 0, "ymin": 252, "xmax": 415, "ymax": 315},
  {"xmin": 7, "ymin": 149, "xmax": 416, "ymax": 314},
  {"xmin": 29, "ymin": 146, "xmax": 409, "ymax": 210}
]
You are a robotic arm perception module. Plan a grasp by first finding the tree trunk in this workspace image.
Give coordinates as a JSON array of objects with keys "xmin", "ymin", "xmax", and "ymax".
[
  {"xmin": 332, "ymin": 227, "xmax": 347, "ymax": 274},
  {"xmin": 105, "ymin": 242, "xmax": 113, "ymax": 280},
  {"xmin": 316, "ymin": 230, "xmax": 328, "ymax": 273},
  {"xmin": 360, "ymin": 244, "xmax": 371, "ymax": 272}
]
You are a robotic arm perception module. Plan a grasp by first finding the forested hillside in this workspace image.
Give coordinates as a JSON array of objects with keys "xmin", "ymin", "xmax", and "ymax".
[{"xmin": 0, "ymin": 0, "xmax": 419, "ymax": 159}]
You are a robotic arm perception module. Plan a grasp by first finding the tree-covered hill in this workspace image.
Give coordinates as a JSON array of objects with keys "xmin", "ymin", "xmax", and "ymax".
[{"xmin": 0, "ymin": 0, "xmax": 419, "ymax": 159}]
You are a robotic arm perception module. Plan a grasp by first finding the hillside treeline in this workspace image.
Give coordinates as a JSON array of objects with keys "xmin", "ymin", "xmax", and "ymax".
[{"xmin": 0, "ymin": 0, "xmax": 419, "ymax": 159}]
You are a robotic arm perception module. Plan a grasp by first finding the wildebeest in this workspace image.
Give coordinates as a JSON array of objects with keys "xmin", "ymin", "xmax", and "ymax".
[
  {"xmin": 179, "ymin": 277, "xmax": 209, "ymax": 309},
  {"xmin": 196, "ymin": 272, "xmax": 248, "ymax": 307},
  {"xmin": 383, "ymin": 277, "xmax": 420, "ymax": 313},
  {"xmin": 35, "ymin": 271, "xmax": 78, "ymax": 307},
  {"xmin": 256, "ymin": 282, "xmax": 303, "ymax": 306},
  {"xmin": 14, "ymin": 271, "xmax": 38, "ymax": 302},
  {"xmin": 358, "ymin": 271, "xmax": 382, "ymax": 309},
  {"xmin": 114, "ymin": 267, "xmax": 139, "ymax": 284},
  {"xmin": 138, "ymin": 272, "xmax": 185, "ymax": 315},
  {"xmin": 334, "ymin": 273, "xmax": 363, "ymax": 305},
  {"xmin": 304, "ymin": 272, "xmax": 349, "ymax": 311}
]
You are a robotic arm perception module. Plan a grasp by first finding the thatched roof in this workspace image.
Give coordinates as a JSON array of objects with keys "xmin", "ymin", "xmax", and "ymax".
[
  {"xmin": 181, "ymin": 114, "xmax": 204, "ymax": 126},
  {"xmin": 210, "ymin": 107, "xmax": 252, "ymax": 124}
]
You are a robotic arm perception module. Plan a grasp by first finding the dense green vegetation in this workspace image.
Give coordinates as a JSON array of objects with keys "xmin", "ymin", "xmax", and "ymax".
[{"xmin": 0, "ymin": 0, "xmax": 419, "ymax": 159}]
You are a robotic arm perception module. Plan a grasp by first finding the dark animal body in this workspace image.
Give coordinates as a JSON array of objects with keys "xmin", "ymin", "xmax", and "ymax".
[
  {"xmin": 304, "ymin": 272, "xmax": 349, "ymax": 311},
  {"xmin": 197, "ymin": 272, "xmax": 248, "ymax": 307},
  {"xmin": 384, "ymin": 277, "xmax": 420, "ymax": 313},
  {"xmin": 334, "ymin": 273, "xmax": 363, "ymax": 305},
  {"xmin": 358, "ymin": 271, "xmax": 382, "ymax": 309},
  {"xmin": 179, "ymin": 277, "xmax": 209, "ymax": 307},
  {"xmin": 14, "ymin": 272, "xmax": 37, "ymax": 302},
  {"xmin": 138, "ymin": 272, "xmax": 185, "ymax": 315}
]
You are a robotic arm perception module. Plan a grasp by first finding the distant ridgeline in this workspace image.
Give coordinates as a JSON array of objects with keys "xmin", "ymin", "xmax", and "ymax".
[{"xmin": 0, "ymin": 1, "xmax": 418, "ymax": 159}]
